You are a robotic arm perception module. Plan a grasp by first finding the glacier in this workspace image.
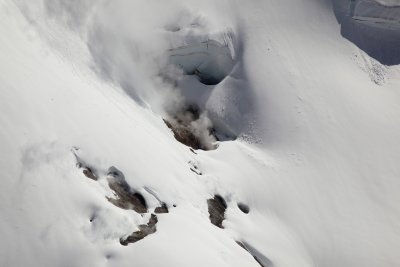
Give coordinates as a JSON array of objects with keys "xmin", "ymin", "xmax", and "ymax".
[{"xmin": 1, "ymin": 0, "xmax": 400, "ymax": 267}]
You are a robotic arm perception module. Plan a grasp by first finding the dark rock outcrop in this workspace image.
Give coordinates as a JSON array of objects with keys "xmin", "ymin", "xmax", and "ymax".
[
  {"xmin": 82, "ymin": 167, "xmax": 97, "ymax": 181},
  {"xmin": 207, "ymin": 195, "xmax": 227, "ymax": 228},
  {"xmin": 106, "ymin": 167, "xmax": 147, "ymax": 213},
  {"xmin": 164, "ymin": 105, "xmax": 217, "ymax": 151},
  {"xmin": 154, "ymin": 203, "xmax": 169, "ymax": 214},
  {"xmin": 236, "ymin": 241, "xmax": 273, "ymax": 267},
  {"xmin": 120, "ymin": 214, "xmax": 158, "ymax": 245}
]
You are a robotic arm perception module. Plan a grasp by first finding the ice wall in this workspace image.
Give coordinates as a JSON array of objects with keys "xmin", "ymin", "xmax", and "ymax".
[{"xmin": 333, "ymin": 0, "xmax": 400, "ymax": 65}]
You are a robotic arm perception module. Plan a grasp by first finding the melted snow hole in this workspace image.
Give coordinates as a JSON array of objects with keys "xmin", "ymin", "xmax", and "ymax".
[{"xmin": 168, "ymin": 39, "xmax": 234, "ymax": 85}]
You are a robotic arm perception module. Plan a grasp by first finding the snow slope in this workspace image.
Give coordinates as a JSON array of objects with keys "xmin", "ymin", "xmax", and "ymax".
[{"xmin": 1, "ymin": 0, "xmax": 400, "ymax": 267}]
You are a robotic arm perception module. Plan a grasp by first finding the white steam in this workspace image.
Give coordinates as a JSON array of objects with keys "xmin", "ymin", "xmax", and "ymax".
[{"xmin": 14, "ymin": 0, "xmax": 238, "ymax": 147}]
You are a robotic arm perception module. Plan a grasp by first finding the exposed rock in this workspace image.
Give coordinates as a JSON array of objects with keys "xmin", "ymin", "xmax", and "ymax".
[
  {"xmin": 107, "ymin": 184, "xmax": 147, "ymax": 213},
  {"xmin": 164, "ymin": 119, "xmax": 204, "ymax": 150},
  {"xmin": 72, "ymin": 157, "xmax": 164, "ymax": 246},
  {"xmin": 106, "ymin": 167, "xmax": 147, "ymax": 213},
  {"xmin": 82, "ymin": 167, "xmax": 97, "ymax": 180},
  {"xmin": 236, "ymin": 241, "xmax": 273, "ymax": 267},
  {"xmin": 207, "ymin": 195, "xmax": 227, "ymax": 228},
  {"xmin": 120, "ymin": 214, "xmax": 158, "ymax": 245},
  {"xmin": 72, "ymin": 147, "xmax": 97, "ymax": 180},
  {"xmin": 164, "ymin": 104, "xmax": 218, "ymax": 151},
  {"xmin": 154, "ymin": 203, "xmax": 169, "ymax": 214}
]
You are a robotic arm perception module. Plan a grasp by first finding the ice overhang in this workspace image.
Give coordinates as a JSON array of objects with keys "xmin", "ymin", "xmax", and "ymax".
[{"xmin": 167, "ymin": 39, "xmax": 235, "ymax": 85}]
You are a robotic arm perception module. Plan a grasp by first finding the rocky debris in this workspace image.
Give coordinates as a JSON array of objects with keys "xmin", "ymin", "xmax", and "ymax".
[
  {"xmin": 120, "ymin": 214, "xmax": 158, "ymax": 245},
  {"xmin": 238, "ymin": 202, "xmax": 250, "ymax": 214},
  {"xmin": 143, "ymin": 187, "xmax": 169, "ymax": 214},
  {"xmin": 106, "ymin": 167, "xmax": 147, "ymax": 213},
  {"xmin": 164, "ymin": 104, "xmax": 217, "ymax": 151},
  {"xmin": 207, "ymin": 195, "xmax": 227, "ymax": 228},
  {"xmin": 236, "ymin": 241, "xmax": 273, "ymax": 267},
  {"xmin": 107, "ymin": 182, "xmax": 147, "ymax": 213},
  {"xmin": 82, "ymin": 167, "xmax": 97, "ymax": 181},
  {"xmin": 72, "ymin": 153, "xmax": 170, "ymax": 245},
  {"xmin": 154, "ymin": 203, "xmax": 169, "ymax": 214},
  {"xmin": 164, "ymin": 119, "xmax": 207, "ymax": 150}
]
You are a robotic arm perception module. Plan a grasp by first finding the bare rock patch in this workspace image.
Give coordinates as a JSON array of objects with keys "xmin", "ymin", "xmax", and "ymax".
[
  {"xmin": 106, "ymin": 167, "xmax": 148, "ymax": 213},
  {"xmin": 120, "ymin": 214, "xmax": 158, "ymax": 245},
  {"xmin": 236, "ymin": 241, "xmax": 273, "ymax": 267},
  {"xmin": 154, "ymin": 203, "xmax": 169, "ymax": 214},
  {"xmin": 207, "ymin": 195, "xmax": 227, "ymax": 228},
  {"xmin": 164, "ymin": 105, "xmax": 218, "ymax": 151}
]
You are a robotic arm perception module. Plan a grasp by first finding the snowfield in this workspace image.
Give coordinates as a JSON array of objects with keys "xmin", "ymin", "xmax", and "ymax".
[{"xmin": 1, "ymin": 0, "xmax": 400, "ymax": 267}]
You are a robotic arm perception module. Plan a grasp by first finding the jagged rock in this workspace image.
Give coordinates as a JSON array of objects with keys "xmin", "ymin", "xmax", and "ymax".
[
  {"xmin": 154, "ymin": 203, "xmax": 169, "ymax": 214},
  {"xmin": 207, "ymin": 195, "xmax": 227, "ymax": 228},
  {"xmin": 106, "ymin": 167, "xmax": 147, "ymax": 213},
  {"xmin": 107, "ymin": 184, "xmax": 147, "ymax": 213},
  {"xmin": 164, "ymin": 105, "xmax": 217, "ymax": 151},
  {"xmin": 164, "ymin": 119, "xmax": 205, "ymax": 150},
  {"xmin": 120, "ymin": 214, "xmax": 158, "ymax": 245},
  {"xmin": 82, "ymin": 167, "xmax": 97, "ymax": 180},
  {"xmin": 72, "ymin": 148, "xmax": 97, "ymax": 180},
  {"xmin": 236, "ymin": 241, "xmax": 273, "ymax": 267}
]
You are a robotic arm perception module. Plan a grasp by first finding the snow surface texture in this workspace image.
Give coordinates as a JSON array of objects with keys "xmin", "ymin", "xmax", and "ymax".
[{"xmin": 1, "ymin": 0, "xmax": 400, "ymax": 267}]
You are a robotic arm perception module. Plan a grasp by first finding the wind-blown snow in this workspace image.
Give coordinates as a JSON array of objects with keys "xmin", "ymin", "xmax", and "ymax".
[{"xmin": 1, "ymin": 0, "xmax": 400, "ymax": 267}]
